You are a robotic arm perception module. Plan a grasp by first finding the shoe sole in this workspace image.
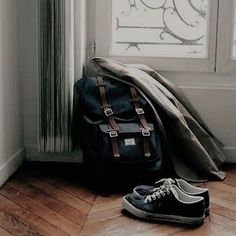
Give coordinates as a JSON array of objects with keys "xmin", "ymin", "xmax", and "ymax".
[
  {"xmin": 133, "ymin": 190, "xmax": 210, "ymax": 217},
  {"xmin": 122, "ymin": 197, "xmax": 205, "ymax": 226},
  {"xmin": 205, "ymin": 207, "xmax": 210, "ymax": 216}
]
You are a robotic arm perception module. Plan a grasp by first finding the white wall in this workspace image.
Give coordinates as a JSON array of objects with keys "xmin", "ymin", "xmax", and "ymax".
[
  {"xmin": 0, "ymin": 0, "xmax": 25, "ymax": 186},
  {"xmin": 20, "ymin": 0, "xmax": 236, "ymax": 163}
]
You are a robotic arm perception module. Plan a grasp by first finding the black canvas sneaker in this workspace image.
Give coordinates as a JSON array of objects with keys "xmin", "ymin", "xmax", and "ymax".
[
  {"xmin": 122, "ymin": 185, "xmax": 205, "ymax": 226},
  {"xmin": 133, "ymin": 178, "xmax": 210, "ymax": 215}
]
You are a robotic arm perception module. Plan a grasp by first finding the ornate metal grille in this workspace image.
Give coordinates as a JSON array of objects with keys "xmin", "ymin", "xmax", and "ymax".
[{"xmin": 111, "ymin": 0, "xmax": 209, "ymax": 58}]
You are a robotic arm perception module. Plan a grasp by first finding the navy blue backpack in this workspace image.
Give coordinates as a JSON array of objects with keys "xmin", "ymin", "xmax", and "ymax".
[{"xmin": 73, "ymin": 75, "xmax": 163, "ymax": 183}]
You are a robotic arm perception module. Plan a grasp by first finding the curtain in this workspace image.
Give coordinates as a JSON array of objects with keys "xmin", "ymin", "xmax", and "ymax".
[{"xmin": 39, "ymin": 0, "xmax": 74, "ymax": 152}]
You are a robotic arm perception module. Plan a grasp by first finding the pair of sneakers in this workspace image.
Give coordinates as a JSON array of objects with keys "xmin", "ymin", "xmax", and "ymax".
[{"xmin": 122, "ymin": 178, "xmax": 210, "ymax": 226}]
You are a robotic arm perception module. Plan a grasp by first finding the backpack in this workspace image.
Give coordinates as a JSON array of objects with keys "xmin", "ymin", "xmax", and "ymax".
[{"xmin": 73, "ymin": 75, "xmax": 163, "ymax": 188}]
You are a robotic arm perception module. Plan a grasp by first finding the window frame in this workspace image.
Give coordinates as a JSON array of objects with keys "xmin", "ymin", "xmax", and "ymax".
[
  {"xmin": 95, "ymin": 0, "xmax": 219, "ymax": 72},
  {"xmin": 216, "ymin": 0, "xmax": 236, "ymax": 73}
]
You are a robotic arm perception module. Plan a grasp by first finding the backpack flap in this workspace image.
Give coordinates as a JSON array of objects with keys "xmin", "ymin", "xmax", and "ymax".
[{"xmin": 98, "ymin": 123, "xmax": 160, "ymax": 164}]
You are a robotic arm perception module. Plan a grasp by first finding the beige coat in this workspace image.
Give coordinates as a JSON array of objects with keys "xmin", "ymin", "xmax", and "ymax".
[{"xmin": 86, "ymin": 57, "xmax": 226, "ymax": 182}]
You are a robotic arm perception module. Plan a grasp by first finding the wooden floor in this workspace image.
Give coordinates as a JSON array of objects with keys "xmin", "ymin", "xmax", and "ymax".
[{"xmin": 0, "ymin": 163, "xmax": 236, "ymax": 236}]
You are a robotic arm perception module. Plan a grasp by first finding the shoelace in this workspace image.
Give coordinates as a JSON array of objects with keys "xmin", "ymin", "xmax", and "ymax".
[
  {"xmin": 155, "ymin": 178, "xmax": 175, "ymax": 187},
  {"xmin": 144, "ymin": 185, "xmax": 171, "ymax": 203}
]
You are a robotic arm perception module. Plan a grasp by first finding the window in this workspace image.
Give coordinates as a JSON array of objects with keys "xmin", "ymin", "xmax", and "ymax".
[
  {"xmin": 233, "ymin": 2, "xmax": 236, "ymax": 59},
  {"xmin": 95, "ymin": 0, "xmax": 236, "ymax": 73},
  {"xmin": 111, "ymin": 0, "xmax": 209, "ymax": 58},
  {"xmin": 216, "ymin": 0, "xmax": 236, "ymax": 72}
]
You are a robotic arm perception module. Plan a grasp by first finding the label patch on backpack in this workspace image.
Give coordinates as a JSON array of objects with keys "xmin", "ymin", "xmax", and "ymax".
[{"xmin": 124, "ymin": 138, "xmax": 136, "ymax": 146}]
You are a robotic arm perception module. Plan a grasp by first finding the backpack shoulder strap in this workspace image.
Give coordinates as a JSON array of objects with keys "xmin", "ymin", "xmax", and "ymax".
[
  {"xmin": 97, "ymin": 76, "xmax": 120, "ymax": 158},
  {"xmin": 130, "ymin": 87, "xmax": 151, "ymax": 158}
]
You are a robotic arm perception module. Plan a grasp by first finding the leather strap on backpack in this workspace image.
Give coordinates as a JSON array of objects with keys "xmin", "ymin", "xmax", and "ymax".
[
  {"xmin": 97, "ymin": 76, "xmax": 120, "ymax": 158},
  {"xmin": 130, "ymin": 87, "xmax": 151, "ymax": 158}
]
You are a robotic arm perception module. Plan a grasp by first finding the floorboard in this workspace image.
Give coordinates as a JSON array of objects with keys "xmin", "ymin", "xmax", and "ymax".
[
  {"xmin": 14, "ymin": 172, "xmax": 91, "ymax": 214},
  {"xmin": 0, "ymin": 226, "xmax": 12, "ymax": 236},
  {"xmin": 0, "ymin": 195, "xmax": 66, "ymax": 236},
  {"xmin": 0, "ymin": 162, "xmax": 236, "ymax": 236},
  {"xmin": 0, "ymin": 185, "xmax": 82, "ymax": 236},
  {"xmin": 0, "ymin": 210, "xmax": 38, "ymax": 236},
  {"xmin": 7, "ymin": 179, "xmax": 87, "ymax": 226}
]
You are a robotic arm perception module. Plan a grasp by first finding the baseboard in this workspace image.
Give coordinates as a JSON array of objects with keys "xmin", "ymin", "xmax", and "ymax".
[
  {"xmin": 26, "ymin": 145, "xmax": 83, "ymax": 163},
  {"xmin": 0, "ymin": 148, "xmax": 25, "ymax": 187},
  {"xmin": 223, "ymin": 147, "xmax": 236, "ymax": 163},
  {"xmin": 25, "ymin": 145, "xmax": 236, "ymax": 164}
]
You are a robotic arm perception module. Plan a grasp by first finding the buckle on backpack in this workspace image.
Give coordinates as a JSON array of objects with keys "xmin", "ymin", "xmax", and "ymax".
[
  {"xmin": 136, "ymin": 108, "xmax": 144, "ymax": 115},
  {"xmin": 141, "ymin": 129, "xmax": 150, "ymax": 137},
  {"xmin": 109, "ymin": 130, "xmax": 118, "ymax": 138},
  {"xmin": 104, "ymin": 108, "xmax": 113, "ymax": 116}
]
